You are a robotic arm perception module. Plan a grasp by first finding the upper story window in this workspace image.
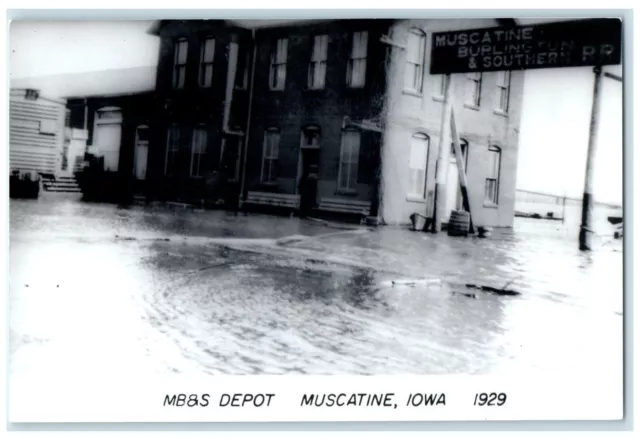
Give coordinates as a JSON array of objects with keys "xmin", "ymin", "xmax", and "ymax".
[
  {"xmin": 346, "ymin": 31, "xmax": 368, "ymax": 88},
  {"xmin": 261, "ymin": 128, "xmax": 280, "ymax": 183},
  {"xmin": 172, "ymin": 38, "xmax": 189, "ymax": 89},
  {"xmin": 433, "ymin": 75, "xmax": 447, "ymax": 99},
  {"xmin": 408, "ymin": 133, "xmax": 430, "ymax": 198},
  {"xmin": 308, "ymin": 35, "xmax": 328, "ymax": 90},
  {"xmin": 198, "ymin": 37, "xmax": 215, "ymax": 88},
  {"xmin": 496, "ymin": 71, "xmax": 511, "ymax": 113},
  {"xmin": 338, "ymin": 128, "xmax": 361, "ymax": 191},
  {"xmin": 466, "ymin": 72, "xmax": 482, "ymax": 108},
  {"xmin": 485, "ymin": 146, "xmax": 502, "ymax": 205},
  {"xmin": 269, "ymin": 38, "xmax": 288, "ymax": 91},
  {"xmin": 235, "ymin": 45, "xmax": 250, "ymax": 90},
  {"xmin": 405, "ymin": 29, "xmax": 426, "ymax": 93}
]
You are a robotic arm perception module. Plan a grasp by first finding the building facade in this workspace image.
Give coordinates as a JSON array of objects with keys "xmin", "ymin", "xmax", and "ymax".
[
  {"xmin": 69, "ymin": 19, "xmax": 525, "ymax": 228},
  {"xmin": 67, "ymin": 92, "xmax": 155, "ymax": 185},
  {"xmin": 241, "ymin": 20, "xmax": 392, "ymax": 218},
  {"xmin": 146, "ymin": 20, "xmax": 253, "ymax": 206},
  {"xmin": 380, "ymin": 19, "xmax": 524, "ymax": 227}
]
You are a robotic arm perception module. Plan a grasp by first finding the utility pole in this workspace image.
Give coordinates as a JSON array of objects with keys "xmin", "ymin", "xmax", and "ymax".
[
  {"xmin": 431, "ymin": 74, "xmax": 453, "ymax": 233},
  {"xmin": 579, "ymin": 66, "xmax": 603, "ymax": 251}
]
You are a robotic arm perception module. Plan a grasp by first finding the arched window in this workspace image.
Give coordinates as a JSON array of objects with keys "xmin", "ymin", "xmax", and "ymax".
[
  {"xmin": 191, "ymin": 124, "xmax": 208, "ymax": 177},
  {"xmin": 261, "ymin": 127, "xmax": 280, "ymax": 184},
  {"xmin": 450, "ymin": 138, "xmax": 469, "ymax": 170},
  {"xmin": 485, "ymin": 145, "xmax": 502, "ymax": 205},
  {"xmin": 165, "ymin": 124, "xmax": 181, "ymax": 176},
  {"xmin": 408, "ymin": 133, "xmax": 430, "ymax": 198},
  {"xmin": 405, "ymin": 29, "xmax": 426, "ymax": 93},
  {"xmin": 338, "ymin": 127, "xmax": 361, "ymax": 191},
  {"xmin": 133, "ymin": 125, "xmax": 149, "ymax": 180}
]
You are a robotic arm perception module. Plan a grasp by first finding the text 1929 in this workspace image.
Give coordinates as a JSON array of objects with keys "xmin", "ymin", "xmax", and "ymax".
[{"xmin": 473, "ymin": 393, "xmax": 507, "ymax": 406}]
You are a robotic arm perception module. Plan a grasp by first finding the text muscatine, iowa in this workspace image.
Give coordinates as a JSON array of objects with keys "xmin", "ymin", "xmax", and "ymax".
[
  {"xmin": 300, "ymin": 393, "xmax": 446, "ymax": 407},
  {"xmin": 162, "ymin": 393, "xmax": 447, "ymax": 408}
]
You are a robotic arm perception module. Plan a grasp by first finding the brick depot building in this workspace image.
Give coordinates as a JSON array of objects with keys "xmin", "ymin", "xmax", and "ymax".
[{"xmin": 120, "ymin": 19, "xmax": 524, "ymax": 227}]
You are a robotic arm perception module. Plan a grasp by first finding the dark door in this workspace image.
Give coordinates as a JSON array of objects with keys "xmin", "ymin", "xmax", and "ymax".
[{"xmin": 299, "ymin": 148, "xmax": 320, "ymax": 216}]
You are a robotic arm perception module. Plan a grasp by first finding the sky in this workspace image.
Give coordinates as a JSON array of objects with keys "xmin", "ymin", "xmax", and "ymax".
[{"xmin": 9, "ymin": 20, "xmax": 624, "ymax": 205}]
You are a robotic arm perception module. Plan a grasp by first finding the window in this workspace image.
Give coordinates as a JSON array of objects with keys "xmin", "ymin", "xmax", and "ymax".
[
  {"xmin": 301, "ymin": 125, "xmax": 321, "ymax": 148},
  {"xmin": 485, "ymin": 146, "xmax": 501, "ymax": 205},
  {"xmin": 434, "ymin": 74, "xmax": 447, "ymax": 98},
  {"xmin": 346, "ymin": 31, "xmax": 368, "ymax": 88},
  {"xmin": 496, "ymin": 71, "xmax": 511, "ymax": 113},
  {"xmin": 405, "ymin": 29, "xmax": 426, "ymax": 93},
  {"xmin": 261, "ymin": 129, "xmax": 280, "ymax": 183},
  {"xmin": 190, "ymin": 126, "xmax": 208, "ymax": 177},
  {"xmin": 221, "ymin": 136, "xmax": 242, "ymax": 182},
  {"xmin": 235, "ymin": 45, "xmax": 250, "ymax": 89},
  {"xmin": 308, "ymin": 35, "xmax": 329, "ymax": 90},
  {"xmin": 269, "ymin": 38, "xmax": 288, "ymax": 90},
  {"xmin": 408, "ymin": 133, "xmax": 430, "ymax": 198},
  {"xmin": 165, "ymin": 124, "xmax": 181, "ymax": 175},
  {"xmin": 466, "ymin": 72, "xmax": 482, "ymax": 107},
  {"xmin": 338, "ymin": 128, "xmax": 361, "ymax": 191},
  {"xmin": 173, "ymin": 38, "xmax": 189, "ymax": 89},
  {"xmin": 199, "ymin": 37, "xmax": 215, "ymax": 88}
]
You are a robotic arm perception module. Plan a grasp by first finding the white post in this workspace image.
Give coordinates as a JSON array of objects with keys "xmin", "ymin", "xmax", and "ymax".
[{"xmin": 431, "ymin": 74, "xmax": 453, "ymax": 233}]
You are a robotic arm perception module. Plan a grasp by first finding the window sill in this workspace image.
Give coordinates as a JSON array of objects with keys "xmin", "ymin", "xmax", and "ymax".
[
  {"xmin": 464, "ymin": 103, "xmax": 481, "ymax": 111},
  {"xmin": 305, "ymin": 87, "xmax": 326, "ymax": 92},
  {"xmin": 269, "ymin": 88, "xmax": 285, "ymax": 92},
  {"xmin": 406, "ymin": 195, "xmax": 427, "ymax": 203},
  {"xmin": 493, "ymin": 109, "xmax": 509, "ymax": 117},
  {"xmin": 335, "ymin": 189, "xmax": 358, "ymax": 196},
  {"xmin": 261, "ymin": 182, "xmax": 278, "ymax": 187},
  {"xmin": 483, "ymin": 202, "xmax": 499, "ymax": 209},
  {"xmin": 346, "ymin": 85, "xmax": 366, "ymax": 90},
  {"xmin": 432, "ymin": 95, "xmax": 445, "ymax": 102},
  {"xmin": 402, "ymin": 89, "xmax": 423, "ymax": 98}
]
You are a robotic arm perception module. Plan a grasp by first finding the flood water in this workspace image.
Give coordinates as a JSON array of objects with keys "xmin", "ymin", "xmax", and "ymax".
[{"xmin": 9, "ymin": 193, "xmax": 624, "ymax": 377}]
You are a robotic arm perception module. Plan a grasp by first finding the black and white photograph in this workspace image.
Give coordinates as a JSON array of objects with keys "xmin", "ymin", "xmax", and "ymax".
[{"xmin": 6, "ymin": 11, "xmax": 626, "ymax": 424}]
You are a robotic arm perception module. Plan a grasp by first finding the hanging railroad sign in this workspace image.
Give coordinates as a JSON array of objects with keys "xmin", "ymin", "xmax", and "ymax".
[{"xmin": 430, "ymin": 18, "xmax": 622, "ymax": 74}]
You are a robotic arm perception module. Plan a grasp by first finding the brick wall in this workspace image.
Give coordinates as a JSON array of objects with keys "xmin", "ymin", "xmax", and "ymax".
[{"xmin": 244, "ymin": 20, "xmax": 392, "ymax": 203}]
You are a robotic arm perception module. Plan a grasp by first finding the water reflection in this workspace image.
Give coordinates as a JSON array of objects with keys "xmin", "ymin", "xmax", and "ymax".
[{"xmin": 9, "ymin": 195, "xmax": 623, "ymax": 376}]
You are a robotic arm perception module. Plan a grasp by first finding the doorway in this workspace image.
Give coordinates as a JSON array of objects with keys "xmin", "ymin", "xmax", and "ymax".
[
  {"xmin": 133, "ymin": 125, "xmax": 149, "ymax": 180},
  {"xmin": 297, "ymin": 126, "xmax": 321, "ymax": 215},
  {"xmin": 93, "ymin": 107, "xmax": 122, "ymax": 172}
]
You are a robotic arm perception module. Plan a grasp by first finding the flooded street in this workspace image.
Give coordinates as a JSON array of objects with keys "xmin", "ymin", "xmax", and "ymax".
[{"xmin": 9, "ymin": 193, "xmax": 623, "ymax": 377}]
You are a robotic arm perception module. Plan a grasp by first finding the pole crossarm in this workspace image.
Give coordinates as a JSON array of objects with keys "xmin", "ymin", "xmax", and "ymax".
[{"xmin": 604, "ymin": 71, "xmax": 623, "ymax": 82}]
